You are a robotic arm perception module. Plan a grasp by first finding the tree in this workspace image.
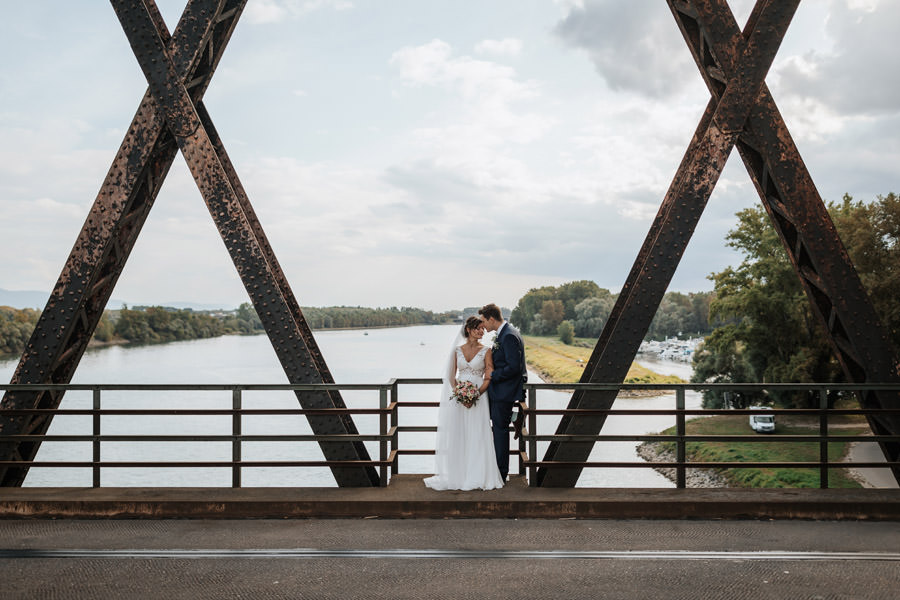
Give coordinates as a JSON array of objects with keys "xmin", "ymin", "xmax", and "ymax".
[
  {"xmin": 692, "ymin": 195, "xmax": 900, "ymax": 408},
  {"xmin": 573, "ymin": 296, "xmax": 613, "ymax": 338},
  {"xmin": 540, "ymin": 299, "xmax": 565, "ymax": 332},
  {"xmin": 557, "ymin": 320, "xmax": 575, "ymax": 345},
  {"xmin": 829, "ymin": 193, "xmax": 900, "ymax": 349},
  {"xmin": 510, "ymin": 286, "xmax": 557, "ymax": 333},
  {"xmin": 555, "ymin": 280, "xmax": 602, "ymax": 321}
]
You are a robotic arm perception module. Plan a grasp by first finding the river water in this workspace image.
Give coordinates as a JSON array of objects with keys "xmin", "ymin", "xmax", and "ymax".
[{"xmin": 1, "ymin": 324, "xmax": 700, "ymax": 488}]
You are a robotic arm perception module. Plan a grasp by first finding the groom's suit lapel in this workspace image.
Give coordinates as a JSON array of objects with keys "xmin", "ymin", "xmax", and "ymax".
[{"xmin": 495, "ymin": 324, "xmax": 507, "ymax": 360}]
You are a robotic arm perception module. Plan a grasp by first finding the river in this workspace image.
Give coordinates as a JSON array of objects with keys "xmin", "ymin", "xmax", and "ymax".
[{"xmin": 1, "ymin": 324, "xmax": 700, "ymax": 488}]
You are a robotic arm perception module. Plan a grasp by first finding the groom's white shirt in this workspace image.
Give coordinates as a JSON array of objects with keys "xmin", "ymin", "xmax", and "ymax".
[{"xmin": 496, "ymin": 322, "xmax": 507, "ymax": 337}]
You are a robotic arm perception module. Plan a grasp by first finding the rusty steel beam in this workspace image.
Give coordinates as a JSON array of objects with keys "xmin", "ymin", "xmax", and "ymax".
[
  {"xmin": 1, "ymin": 0, "xmax": 377, "ymax": 487},
  {"xmin": 110, "ymin": 0, "xmax": 377, "ymax": 487},
  {"xmin": 673, "ymin": 0, "xmax": 900, "ymax": 482},
  {"xmin": 538, "ymin": 0, "xmax": 801, "ymax": 487},
  {"xmin": 0, "ymin": 0, "xmax": 240, "ymax": 487}
]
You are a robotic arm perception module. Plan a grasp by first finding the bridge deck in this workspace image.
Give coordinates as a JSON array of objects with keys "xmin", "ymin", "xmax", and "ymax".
[{"xmin": 2, "ymin": 475, "xmax": 899, "ymax": 520}]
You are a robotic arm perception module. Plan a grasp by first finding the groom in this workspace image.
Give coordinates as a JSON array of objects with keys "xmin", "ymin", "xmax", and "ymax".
[{"xmin": 479, "ymin": 303, "xmax": 527, "ymax": 481}]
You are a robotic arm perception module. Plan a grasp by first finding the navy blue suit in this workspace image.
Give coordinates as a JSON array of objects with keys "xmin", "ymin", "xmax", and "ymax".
[{"xmin": 488, "ymin": 322, "xmax": 527, "ymax": 480}]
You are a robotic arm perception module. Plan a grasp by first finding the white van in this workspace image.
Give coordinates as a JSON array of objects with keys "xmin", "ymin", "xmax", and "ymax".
[{"xmin": 749, "ymin": 407, "xmax": 775, "ymax": 433}]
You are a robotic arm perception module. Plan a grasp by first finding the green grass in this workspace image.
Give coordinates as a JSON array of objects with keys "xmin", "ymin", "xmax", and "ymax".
[
  {"xmin": 647, "ymin": 414, "xmax": 868, "ymax": 488},
  {"xmin": 523, "ymin": 335, "xmax": 684, "ymax": 385}
]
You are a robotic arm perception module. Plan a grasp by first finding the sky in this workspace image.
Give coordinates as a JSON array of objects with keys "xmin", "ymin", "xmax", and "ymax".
[{"xmin": 0, "ymin": 0, "xmax": 897, "ymax": 312}]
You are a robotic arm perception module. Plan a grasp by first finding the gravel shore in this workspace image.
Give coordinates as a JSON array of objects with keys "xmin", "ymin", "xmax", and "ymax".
[{"xmin": 636, "ymin": 442, "xmax": 729, "ymax": 488}]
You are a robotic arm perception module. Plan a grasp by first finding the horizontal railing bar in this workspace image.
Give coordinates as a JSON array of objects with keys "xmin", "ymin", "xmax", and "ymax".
[
  {"xmin": 0, "ymin": 384, "xmax": 393, "ymax": 391},
  {"xmin": 0, "ymin": 434, "xmax": 396, "ymax": 443},
  {"xmin": 0, "ymin": 402, "xmax": 900, "ymax": 420},
  {"xmin": 5, "ymin": 382, "xmax": 900, "ymax": 392},
  {"xmin": 5, "ymin": 407, "xmax": 896, "ymax": 417},
  {"xmin": 521, "ymin": 434, "xmax": 900, "ymax": 443},
  {"xmin": 0, "ymin": 459, "xmax": 397, "ymax": 469},
  {"xmin": 525, "ymin": 461, "xmax": 900, "ymax": 469},
  {"xmin": 520, "ymin": 408, "xmax": 900, "ymax": 416},
  {"xmin": 8, "ymin": 459, "xmax": 893, "ymax": 470},
  {"xmin": 0, "ymin": 408, "xmax": 391, "ymax": 416},
  {"xmin": 29, "ymin": 432, "xmax": 881, "ymax": 444},
  {"xmin": 523, "ymin": 383, "xmax": 900, "ymax": 391}
]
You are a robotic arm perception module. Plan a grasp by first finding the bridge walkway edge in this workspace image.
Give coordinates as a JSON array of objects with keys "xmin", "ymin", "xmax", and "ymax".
[{"xmin": 1, "ymin": 475, "xmax": 899, "ymax": 520}]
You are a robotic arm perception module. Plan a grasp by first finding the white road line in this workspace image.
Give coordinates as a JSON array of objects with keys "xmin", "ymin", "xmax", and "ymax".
[{"xmin": 2, "ymin": 549, "xmax": 899, "ymax": 561}]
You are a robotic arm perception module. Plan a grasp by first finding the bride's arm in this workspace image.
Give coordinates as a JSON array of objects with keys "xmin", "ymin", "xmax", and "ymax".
[
  {"xmin": 480, "ymin": 349, "xmax": 494, "ymax": 394},
  {"xmin": 449, "ymin": 352, "xmax": 458, "ymax": 388}
]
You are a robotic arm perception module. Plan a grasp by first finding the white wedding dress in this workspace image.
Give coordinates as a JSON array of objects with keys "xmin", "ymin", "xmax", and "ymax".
[{"xmin": 424, "ymin": 345, "xmax": 504, "ymax": 491}]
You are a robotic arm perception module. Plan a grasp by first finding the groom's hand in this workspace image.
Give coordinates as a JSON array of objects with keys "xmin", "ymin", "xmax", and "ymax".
[{"xmin": 512, "ymin": 403, "xmax": 525, "ymax": 440}]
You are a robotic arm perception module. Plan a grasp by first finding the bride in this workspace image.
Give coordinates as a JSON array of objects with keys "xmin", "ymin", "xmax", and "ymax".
[{"xmin": 424, "ymin": 316, "xmax": 504, "ymax": 491}]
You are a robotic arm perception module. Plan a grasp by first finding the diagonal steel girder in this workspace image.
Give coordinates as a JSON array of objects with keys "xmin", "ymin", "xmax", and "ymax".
[
  {"xmin": 673, "ymin": 0, "xmax": 900, "ymax": 482},
  {"xmin": 109, "ymin": 0, "xmax": 377, "ymax": 487},
  {"xmin": 1, "ymin": 0, "xmax": 377, "ymax": 487},
  {"xmin": 538, "ymin": 0, "xmax": 801, "ymax": 486},
  {"xmin": 0, "ymin": 0, "xmax": 240, "ymax": 487}
]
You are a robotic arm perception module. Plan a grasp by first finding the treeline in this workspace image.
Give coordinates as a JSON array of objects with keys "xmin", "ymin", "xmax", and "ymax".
[
  {"xmin": 510, "ymin": 280, "xmax": 715, "ymax": 341},
  {"xmin": 302, "ymin": 306, "xmax": 453, "ymax": 329},
  {"xmin": 0, "ymin": 307, "xmax": 41, "ymax": 356},
  {"xmin": 692, "ymin": 193, "xmax": 900, "ymax": 409},
  {"xmin": 111, "ymin": 304, "xmax": 263, "ymax": 344},
  {"xmin": 0, "ymin": 304, "xmax": 264, "ymax": 355},
  {"xmin": 1, "ymin": 303, "xmax": 455, "ymax": 357}
]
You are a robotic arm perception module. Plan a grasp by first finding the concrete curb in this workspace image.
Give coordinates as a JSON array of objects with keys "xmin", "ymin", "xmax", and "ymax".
[{"xmin": 2, "ymin": 475, "xmax": 899, "ymax": 520}]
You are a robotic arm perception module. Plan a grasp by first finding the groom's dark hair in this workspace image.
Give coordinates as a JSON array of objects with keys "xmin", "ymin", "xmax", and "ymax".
[{"xmin": 478, "ymin": 303, "xmax": 502, "ymax": 322}]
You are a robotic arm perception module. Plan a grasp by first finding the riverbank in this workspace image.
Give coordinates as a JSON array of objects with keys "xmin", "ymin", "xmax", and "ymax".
[
  {"xmin": 637, "ymin": 413, "xmax": 871, "ymax": 489},
  {"xmin": 523, "ymin": 335, "xmax": 685, "ymax": 392}
]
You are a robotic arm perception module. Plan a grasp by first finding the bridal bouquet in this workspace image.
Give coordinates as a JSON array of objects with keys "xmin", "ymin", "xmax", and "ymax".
[{"xmin": 452, "ymin": 381, "xmax": 480, "ymax": 408}]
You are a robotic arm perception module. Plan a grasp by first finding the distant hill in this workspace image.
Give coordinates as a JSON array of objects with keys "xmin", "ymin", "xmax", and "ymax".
[
  {"xmin": 0, "ymin": 289, "xmax": 49, "ymax": 309},
  {"xmin": 0, "ymin": 288, "xmax": 126, "ymax": 310},
  {"xmin": 152, "ymin": 301, "xmax": 232, "ymax": 311}
]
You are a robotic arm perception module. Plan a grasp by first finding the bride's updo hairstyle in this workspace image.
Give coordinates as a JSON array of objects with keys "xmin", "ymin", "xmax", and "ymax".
[{"xmin": 464, "ymin": 316, "xmax": 483, "ymax": 338}]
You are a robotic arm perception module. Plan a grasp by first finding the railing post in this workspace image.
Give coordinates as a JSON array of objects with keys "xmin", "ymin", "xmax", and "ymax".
[
  {"xmin": 819, "ymin": 387, "xmax": 829, "ymax": 489},
  {"xmin": 391, "ymin": 380, "xmax": 399, "ymax": 475},
  {"xmin": 676, "ymin": 387, "xmax": 686, "ymax": 489},
  {"xmin": 528, "ymin": 387, "xmax": 537, "ymax": 487},
  {"xmin": 517, "ymin": 400, "xmax": 525, "ymax": 476},
  {"xmin": 232, "ymin": 387, "xmax": 241, "ymax": 488},
  {"xmin": 92, "ymin": 387, "xmax": 101, "ymax": 488},
  {"xmin": 380, "ymin": 385, "xmax": 388, "ymax": 487}
]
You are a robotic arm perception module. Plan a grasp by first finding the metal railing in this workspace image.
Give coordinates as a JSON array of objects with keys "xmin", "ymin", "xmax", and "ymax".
[
  {"xmin": 1, "ymin": 381, "xmax": 899, "ymax": 489},
  {"xmin": 524, "ymin": 382, "xmax": 900, "ymax": 488}
]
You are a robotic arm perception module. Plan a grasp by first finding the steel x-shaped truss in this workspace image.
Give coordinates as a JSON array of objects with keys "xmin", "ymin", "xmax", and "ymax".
[
  {"xmin": 539, "ymin": 0, "xmax": 900, "ymax": 487},
  {"xmin": 0, "ymin": 0, "xmax": 378, "ymax": 487}
]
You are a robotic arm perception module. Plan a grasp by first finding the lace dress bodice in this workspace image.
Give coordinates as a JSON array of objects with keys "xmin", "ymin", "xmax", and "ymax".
[{"xmin": 456, "ymin": 345, "xmax": 487, "ymax": 382}]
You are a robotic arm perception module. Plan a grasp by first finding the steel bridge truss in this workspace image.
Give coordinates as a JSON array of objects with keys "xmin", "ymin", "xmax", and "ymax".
[
  {"xmin": 0, "ymin": 0, "xmax": 377, "ymax": 487},
  {"xmin": 2, "ymin": 0, "xmax": 898, "ymax": 490},
  {"xmin": 539, "ymin": 0, "xmax": 900, "ymax": 486}
]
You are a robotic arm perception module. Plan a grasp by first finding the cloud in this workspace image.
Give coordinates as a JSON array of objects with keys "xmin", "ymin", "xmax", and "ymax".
[
  {"xmin": 389, "ymin": 39, "xmax": 554, "ymax": 167},
  {"xmin": 390, "ymin": 39, "xmax": 535, "ymax": 102},
  {"xmin": 474, "ymin": 38, "xmax": 523, "ymax": 57},
  {"xmin": 773, "ymin": 0, "xmax": 900, "ymax": 117},
  {"xmin": 246, "ymin": 0, "xmax": 353, "ymax": 24},
  {"xmin": 552, "ymin": 1, "xmax": 696, "ymax": 98}
]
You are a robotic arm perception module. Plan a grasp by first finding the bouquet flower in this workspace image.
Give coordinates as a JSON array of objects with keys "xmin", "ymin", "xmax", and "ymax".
[{"xmin": 452, "ymin": 380, "xmax": 480, "ymax": 408}]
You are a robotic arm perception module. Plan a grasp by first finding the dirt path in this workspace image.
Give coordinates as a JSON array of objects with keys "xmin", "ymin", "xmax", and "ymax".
[{"xmin": 846, "ymin": 442, "xmax": 899, "ymax": 488}]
